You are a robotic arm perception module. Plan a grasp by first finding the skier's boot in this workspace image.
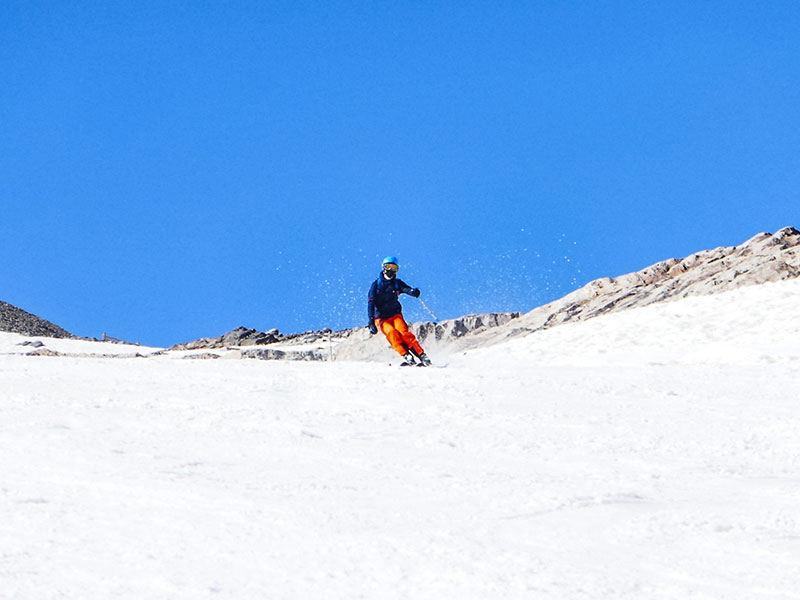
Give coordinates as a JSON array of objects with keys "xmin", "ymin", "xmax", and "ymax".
[
  {"xmin": 408, "ymin": 347, "xmax": 431, "ymax": 367},
  {"xmin": 400, "ymin": 351, "xmax": 417, "ymax": 367}
]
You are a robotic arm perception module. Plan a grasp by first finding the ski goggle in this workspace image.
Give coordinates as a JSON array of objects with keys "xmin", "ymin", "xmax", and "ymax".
[{"xmin": 383, "ymin": 263, "xmax": 399, "ymax": 272}]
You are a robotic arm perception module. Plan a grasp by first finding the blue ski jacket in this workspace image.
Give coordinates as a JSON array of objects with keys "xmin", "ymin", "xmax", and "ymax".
[{"xmin": 368, "ymin": 274, "xmax": 415, "ymax": 323}]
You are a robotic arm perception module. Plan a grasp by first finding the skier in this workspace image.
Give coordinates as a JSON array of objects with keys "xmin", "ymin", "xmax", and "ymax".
[{"xmin": 368, "ymin": 256, "xmax": 432, "ymax": 366}]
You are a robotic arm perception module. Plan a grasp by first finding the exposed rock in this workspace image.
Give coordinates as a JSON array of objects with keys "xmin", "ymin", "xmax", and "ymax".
[
  {"xmin": 0, "ymin": 300, "xmax": 76, "ymax": 338},
  {"xmin": 465, "ymin": 226, "xmax": 800, "ymax": 348},
  {"xmin": 330, "ymin": 312, "xmax": 522, "ymax": 362},
  {"xmin": 170, "ymin": 326, "xmax": 285, "ymax": 350},
  {"xmin": 18, "ymin": 340, "xmax": 45, "ymax": 348},
  {"xmin": 240, "ymin": 347, "xmax": 327, "ymax": 361},
  {"xmin": 173, "ymin": 325, "xmax": 358, "ymax": 353},
  {"xmin": 175, "ymin": 313, "xmax": 522, "ymax": 363},
  {"xmin": 25, "ymin": 348, "xmax": 63, "ymax": 357},
  {"xmin": 414, "ymin": 313, "xmax": 521, "ymax": 343}
]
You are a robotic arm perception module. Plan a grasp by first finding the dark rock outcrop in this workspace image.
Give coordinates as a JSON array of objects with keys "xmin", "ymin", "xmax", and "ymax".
[
  {"xmin": 0, "ymin": 300, "xmax": 76, "ymax": 339},
  {"xmin": 172, "ymin": 325, "xmax": 359, "ymax": 353},
  {"xmin": 170, "ymin": 326, "xmax": 284, "ymax": 350}
]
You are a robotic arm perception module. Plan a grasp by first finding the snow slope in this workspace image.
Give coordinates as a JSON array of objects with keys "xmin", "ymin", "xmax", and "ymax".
[
  {"xmin": 2, "ymin": 280, "xmax": 800, "ymax": 599},
  {"xmin": 467, "ymin": 278, "xmax": 800, "ymax": 368}
]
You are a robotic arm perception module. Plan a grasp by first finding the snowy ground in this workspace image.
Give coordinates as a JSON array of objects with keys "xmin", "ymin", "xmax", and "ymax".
[{"xmin": 2, "ymin": 280, "xmax": 800, "ymax": 599}]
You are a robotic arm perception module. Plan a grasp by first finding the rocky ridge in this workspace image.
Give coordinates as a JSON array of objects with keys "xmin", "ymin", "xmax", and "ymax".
[
  {"xmin": 0, "ymin": 300, "xmax": 76, "ymax": 339},
  {"xmin": 168, "ymin": 325, "xmax": 361, "ymax": 358},
  {"xmin": 170, "ymin": 314, "xmax": 522, "ymax": 361},
  {"xmin": 461, "ymin": 226, "xmax": 800, "ymax": 349},
  {"xmin": 329, "ymin": 312, "xmax": 522, "ymax": 362},
  {"xmin": 169, "ymin": 326, "xmax": 289, "ymax": 350}
]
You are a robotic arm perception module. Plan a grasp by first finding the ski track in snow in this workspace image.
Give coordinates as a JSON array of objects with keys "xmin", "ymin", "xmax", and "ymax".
[{"xmin": 2, "ymin": 280, "xmax": 800, "ymax": 599}]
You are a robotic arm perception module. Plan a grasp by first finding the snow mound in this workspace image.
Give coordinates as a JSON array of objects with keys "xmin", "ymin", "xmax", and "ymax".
[
  {"xmin": 0, "ymin": 332, "xmax": 163, "ymax": 357},
  {"xmin": 464, "ymin": 278, "xmax": 800, "ymax": 368}
]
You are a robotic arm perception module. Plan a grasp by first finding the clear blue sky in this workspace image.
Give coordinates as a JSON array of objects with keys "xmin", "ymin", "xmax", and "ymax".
[{"xmin": 2, "ymin": 1, "xmax": 798, "ymax": 347}]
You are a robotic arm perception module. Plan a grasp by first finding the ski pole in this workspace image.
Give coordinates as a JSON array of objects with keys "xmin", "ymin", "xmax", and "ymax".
[{"xmin": 419, "ymin": 298, "xmax": 439, "ymax": 322}]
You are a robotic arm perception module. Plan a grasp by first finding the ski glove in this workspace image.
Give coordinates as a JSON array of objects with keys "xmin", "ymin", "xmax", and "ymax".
[
  {"xmin": 369, "ymin": 323, "xmax": 378, "ymax": 335},
  {"xmin": 409, "ymin": 288, "xmax": 421, "ymax": 297}
]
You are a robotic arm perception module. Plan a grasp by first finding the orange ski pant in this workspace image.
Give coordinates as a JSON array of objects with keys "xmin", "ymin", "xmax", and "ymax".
[{"xmin": 376, "ymin": 314, "xmax": 424, "ymax": 357}]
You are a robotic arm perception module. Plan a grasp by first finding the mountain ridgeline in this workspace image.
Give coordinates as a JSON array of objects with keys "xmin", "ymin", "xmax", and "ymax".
[
  {"xmin": 3, "ymin": 227, "xmax": 799, "ymax": 358},
  {"xmin": 0, "ymin": 300, "xmax": 76, "ymax": 339}
]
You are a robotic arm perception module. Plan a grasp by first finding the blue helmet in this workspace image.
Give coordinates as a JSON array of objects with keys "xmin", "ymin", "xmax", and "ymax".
[{"xmin": 382, "ymin": 255, "xmax": 399, "ymax": 278}]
